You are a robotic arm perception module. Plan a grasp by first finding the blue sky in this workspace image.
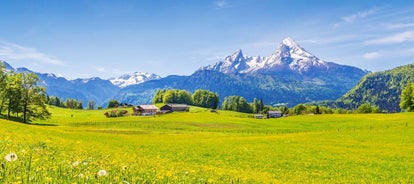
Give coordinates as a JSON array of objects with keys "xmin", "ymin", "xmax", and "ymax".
[{"xmin": 1, "ymin": 0, "xmax": 414, "ymax": 79}]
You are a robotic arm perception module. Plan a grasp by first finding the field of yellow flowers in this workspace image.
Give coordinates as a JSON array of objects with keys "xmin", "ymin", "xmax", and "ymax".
[{"xmin": 0, "ymin": 106, "xmax": 413, "ymax": 183}]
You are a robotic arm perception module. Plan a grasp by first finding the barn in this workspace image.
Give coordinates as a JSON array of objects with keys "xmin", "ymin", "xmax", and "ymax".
[
  {"xmin": 268, "ymin": 111, "xmax": 283, "ymax": 118},
  {"xmin": 160, "ymin": 104, "xmax": 190, "ymax": 112},
  {"xmin": 133, "ymin": 105, "xmax": 158, "ymax": 116}
]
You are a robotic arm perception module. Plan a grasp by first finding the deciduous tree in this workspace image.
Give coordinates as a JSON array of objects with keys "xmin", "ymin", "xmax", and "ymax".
[{"xmin": 400, "ymin": 83, "xmax": 414, "ymax": 112}]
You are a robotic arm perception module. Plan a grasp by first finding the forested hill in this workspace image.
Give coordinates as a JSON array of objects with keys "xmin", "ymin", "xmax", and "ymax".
[{"xmin": 337, "ymin": 63, "xmax": 414, "ymax": 112}]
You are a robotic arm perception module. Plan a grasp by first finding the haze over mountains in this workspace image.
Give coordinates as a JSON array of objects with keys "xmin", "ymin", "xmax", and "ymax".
[{"xmin": 1, "ymin": 38, "xmax": 370, "ymax": 108}]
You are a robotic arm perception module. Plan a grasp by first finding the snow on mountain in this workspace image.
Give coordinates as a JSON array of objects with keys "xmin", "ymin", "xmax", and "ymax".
[
  {"xmin": 110, "ymin": 72, "xmax": 161, "ymax": 88},
  {"xmin": 200, "ymin": 37, "xmax": 331, "ymax": 74}
]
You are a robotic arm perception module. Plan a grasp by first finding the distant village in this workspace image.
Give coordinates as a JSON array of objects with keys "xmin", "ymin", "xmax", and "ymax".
[{"xmin": 104, "ymin": 103, "xmax": 283, "ymax": 119}]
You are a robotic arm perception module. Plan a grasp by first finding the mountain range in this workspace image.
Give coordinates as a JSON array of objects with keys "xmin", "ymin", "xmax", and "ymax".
[
  {"xmin": 115, "ymin": 38, "xmax": 368, "ymax": 106},
  {"xmin": 1, "ymin": 60, "xmax": 160, "ymax": 107},
  {"xmin": 1, "ymin": 38, "xmax": 369, "ymax": 108}
]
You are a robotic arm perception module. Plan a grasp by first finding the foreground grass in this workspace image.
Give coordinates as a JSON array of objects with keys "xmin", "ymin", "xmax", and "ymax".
[{"xmin": 0, "ymin": 106, "xmax": 413, "ymax": 183}]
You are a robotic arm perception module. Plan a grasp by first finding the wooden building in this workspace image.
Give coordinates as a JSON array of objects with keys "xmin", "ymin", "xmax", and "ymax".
[
  {"xmin": 268, "ymin": 111, "xmax": 282, "ymax": 118},
  {"xmin": 133, "ymin": 105, "xmax": 158, "ymax": 116},
  {"xmin": 160, "ymin": 104, "xmax": 190, "ymax": 112}
]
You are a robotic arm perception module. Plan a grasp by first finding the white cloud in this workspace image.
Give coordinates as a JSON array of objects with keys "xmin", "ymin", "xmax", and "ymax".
[
  {"xmin": 365, "ymin": 31, "xmax": 414, "ymax": 44},
  {"xmin": 363, "ymin": 52, "xmax": 381, "ymax": 60},
  {"xmin": 341, "ymin": 7, "xmax": 378, "ymax": 23},
  {"xmin": 384, "ymin": 22, "xmax": 414, "ymax": 30},
  {"xmin": 0, "ymin": 42, "xmax": 65, "ymax": 66},
  {"xmin": 214, "ymin": 0, "xmax": 229, "ymax": 9},
  {"xmin": 95, "ymin": 67, "xmax": 105, "ymax": 72}
]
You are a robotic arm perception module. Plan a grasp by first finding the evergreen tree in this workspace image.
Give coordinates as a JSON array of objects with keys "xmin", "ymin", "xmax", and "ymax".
[
  {"xmin": 77, "ymin": 100, "xmax": 83, "ymax": 109},
  {"xmin": 259, "ymin": 99, "xmax": 264, "ymax": 113},
  {"xmin": 315, "ymin": 105, "xmax": 321, "ymax": 114},
  {"xmin": 87, "ymin": 100, "xmax": 96, "ymax": 110},
  {"xmin": 252, "ymin": 98, "xmax": 258, "ymax": 113}
]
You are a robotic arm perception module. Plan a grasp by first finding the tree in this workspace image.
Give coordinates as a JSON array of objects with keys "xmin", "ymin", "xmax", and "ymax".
[
  {"xmin": 279, "ymin": 105, "xmax": 289, "ymax": 115},
  {"xmin": 221, "ymin": 96, "xmax": 251, "ymax": 113},
  {"xmin": 192, "ymin": 89, "xmax": 219, "ymax": 109},
  {"xmin": 357, "ymin": 103, "xmax": 372, "ymax": 114},
  {"xmin": 20, "ymin": 73, "xmax": 50, "ymax": 123},
  {"xmin": 293, "ymin": 104, "xmax": 307, "ymax": 115},
  {"xmin": 315, "ymin": 105, "xmax": 321, "ymax": 114},
  {"xmin": 76, "ymin": 100, "xmax": 83, "ymax": 109},
  {"xmin": 157, "ymin": 89, "xmax": 193, "ymax": 105},
  {"xmin": 162, "ymin": 90, "xmax": 175, "ymax": 104},
  {"xmin": 259, "ymin": 99, "xmax": 264, "ymax": 113},
  {"xmin": 5, "ymin": 73, "xmax": 23, "ymax": 118},
  {"xmin": 87, "ymin": 100, "xmax": 96, "ymax": 110},
  {"xmin": 252, "ymin": 98, "xmax": 259, "ymax": 113},
  {"xmin": 400, "ymin": 83, "xmax": 414, "ymax": 112},
  {"xmin": 152, "ymin": 89, "xmax": 165, "ymax": 104},
  {"xmin": 0, "ymin": 63, "xmax": 8, "ymax": 114},
  {"xmin": 107, "ymin": 99, "xmax": 120, "ymax": 108},
  {"xmin": 177, "ymin": 90, "xmax": 192, "ymax": 104}
]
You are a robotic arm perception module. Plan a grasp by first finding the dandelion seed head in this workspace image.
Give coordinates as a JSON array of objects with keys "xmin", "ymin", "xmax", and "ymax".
[
  {"xmin": 97, "ymin": 169, "xmax": 107, "ymax": 177},
  {"xmin": 4, "ymin": 153, "xmax": 18, "ymax": 162},
  {"xmin": 72, "ymin": 161, "xmax": 80, "ymax": 167}
]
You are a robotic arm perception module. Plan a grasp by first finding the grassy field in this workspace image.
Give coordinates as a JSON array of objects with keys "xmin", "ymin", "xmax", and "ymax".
[{"xmin": 0, "ymin": 106, "xmax": 413, "ymax": 183}]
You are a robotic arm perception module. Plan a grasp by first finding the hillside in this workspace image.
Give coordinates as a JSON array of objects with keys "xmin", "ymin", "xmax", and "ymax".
[{"xmin": 337, "ymin": 63, "xmax": 414, "ymax": 112}]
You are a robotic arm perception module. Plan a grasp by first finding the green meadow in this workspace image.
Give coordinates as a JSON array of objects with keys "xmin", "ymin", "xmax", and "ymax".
[{"xmin": 0, "ymin": 106, "xmax": 413, "ymax": 183}]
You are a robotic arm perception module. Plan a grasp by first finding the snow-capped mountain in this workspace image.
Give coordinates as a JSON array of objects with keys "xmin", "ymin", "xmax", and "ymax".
[
  {"xmin": 109, "ymin": 72, "xmax": 161, "ymax": 88},
  {"xmin": 200, "ymin": 37, "xmax": 335, "ymax": 75}
]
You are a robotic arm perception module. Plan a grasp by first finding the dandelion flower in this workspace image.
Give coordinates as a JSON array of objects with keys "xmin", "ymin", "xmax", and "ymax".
[
  {"xmin": 4, "ymin": 153, "xmax": 18, "ymax": 162},
  {"xmin": 97, "ymin": 170, "xmax": 107, "ymax": 177},
  {"xmin": 72, "ymin": 161, "xmax": 80, "ymax": 167}
]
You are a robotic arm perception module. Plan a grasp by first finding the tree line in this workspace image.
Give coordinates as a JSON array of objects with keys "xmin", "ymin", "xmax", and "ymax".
[
  {"xmin": 153, "ymin": 89, "xmax": 219, "ymax": 109},
  {"xmin": 0, "ymin": 64, "xmax": 50, "ymax": 123},
  {"xmin": 47, "ymin": 96, "xmax": 99, "ymax": 110}
]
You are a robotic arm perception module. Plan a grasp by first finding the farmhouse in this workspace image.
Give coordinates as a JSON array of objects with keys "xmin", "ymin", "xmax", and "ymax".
[
  {"xmin": 133, "ymin": 105, "xmax": 158, "ymax": 116},
  {"xmin": 160, "ymin": 104, "xmax": 190, "ymax": 112},
  {"xmin": 268, "ymin": 110, "xmax": 282, "ymax": 118},
  {"xmin": 254, "ymin": 114, "xmax": 265, "ymax": 119}
]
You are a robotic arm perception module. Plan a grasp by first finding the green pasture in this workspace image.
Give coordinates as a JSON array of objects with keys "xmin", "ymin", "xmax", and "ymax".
[{"xmin": 0, "ymin": 106, "xmax": 413, "ymax": 183}]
